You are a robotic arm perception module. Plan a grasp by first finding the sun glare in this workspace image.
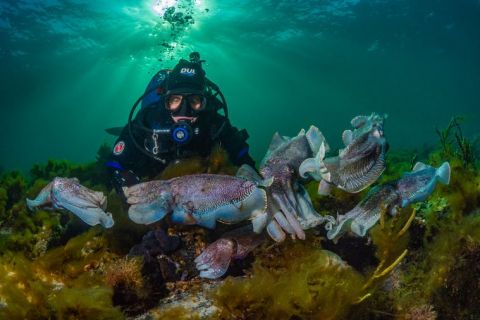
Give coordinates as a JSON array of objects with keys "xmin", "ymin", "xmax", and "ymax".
[{"xmin": 151, "ymin": 0, "xmax": 177, "ymax": 16}]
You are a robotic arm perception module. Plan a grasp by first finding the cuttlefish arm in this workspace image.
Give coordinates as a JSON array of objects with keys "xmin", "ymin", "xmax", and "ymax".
[
  {"xmin": 26, "ymin": 177, "xmax": 114, "ymax": 228},
  {"xmin": 259, "ymin": 126, "xmax": 328, "ymax": 242},
  {"xmin": 195, "ymin": 184, "xmax": 326, "ymax": 279}
]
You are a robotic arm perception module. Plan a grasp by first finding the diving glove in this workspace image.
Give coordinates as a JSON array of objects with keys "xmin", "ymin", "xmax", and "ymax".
[{"xmin": 112, "ymin": 170, "xmax": 140, "ymax": 195}]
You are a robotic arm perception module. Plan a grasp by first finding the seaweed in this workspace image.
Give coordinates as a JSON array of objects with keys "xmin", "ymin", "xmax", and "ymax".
[
  {"xmin": 436, "ymin": 116, "xmax": 477, "ymax": 168},
  {"xmin": 209, "ymin": 203, "xmax": 414, "ymax": 319},
  {"xmin": 212, "ymin": 241, "xmax": 366, "ymax": 320},
  {"xmin": 29, "ymin": 143, "xmax": 112, "ymax": 189},
  {"xmin": 157, "ymin": 144, "xmax": 237, "ymax": 180},
  {"xmin": 1, "ymin": 137, "xmax": 479, "ymax": 319},
  {"xmin": 0, "ymin": 230, "xmax": 124, "ymax": 320}
]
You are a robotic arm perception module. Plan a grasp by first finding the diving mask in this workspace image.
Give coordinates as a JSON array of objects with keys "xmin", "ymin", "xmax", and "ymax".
[{"xmin": 165, "ymin": 94, "xmax": 206, "ymax": 115}]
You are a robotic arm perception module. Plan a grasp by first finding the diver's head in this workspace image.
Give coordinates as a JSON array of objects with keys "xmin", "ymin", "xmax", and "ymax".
[{"xmin": 165, "ymin": 58, "xmax": 207, "ymax": 123}]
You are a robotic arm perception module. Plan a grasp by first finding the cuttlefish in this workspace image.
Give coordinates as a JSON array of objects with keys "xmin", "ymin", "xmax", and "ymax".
[
  {"xmin": 325, "ymin": 161, "xmax": 451, "ymax": 241},
  {"xmin": 300, "ymin": 113, "xmax": 388, "ymax": 194},
  {"xmin": 27, "ymin": 177, "xmax": 114, "ymax": 228},
  {"xmin": 124, "ymin": 174, "xmax": 270, "ymax": 229},
  {"xmin": 126, "ymin": 126, "xmax": 328, "ymax": 243}
]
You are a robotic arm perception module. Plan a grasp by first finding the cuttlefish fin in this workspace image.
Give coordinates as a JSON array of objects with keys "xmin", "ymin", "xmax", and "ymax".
[
  {"xmin": 268, "ymin": 132, "xmax": 288, "ymax": 152},
  {"xmin": 196, "ymin": 215, "xmax": 217, "ymax": 229},
  {"xmin": 436, "ymin": 162, "xmax": 451, "ymax": 185},
  {"xmin": 171, "ymin": 207, "xmax": 198, "ymax": 225},
  {"xmin": 236, "ymin": 164, "xmax": 262, "ymax": 182},
  {"xmin": 412, "ymin": 161, "xmax": 430, "ymax": 172}
]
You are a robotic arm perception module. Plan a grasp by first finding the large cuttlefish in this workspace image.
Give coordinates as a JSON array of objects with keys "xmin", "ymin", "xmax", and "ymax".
[
  {"xmin": 125, "ymin": 125, "xmax": 328, "ymax": 242},
  {"xmin": 26, "ymin": 114, "xmax": 391, "ymax": 279},
  {"xmin": 124, "ymin": 174, "xmax": 270, "ymax": 228},
  {"xmin": 26, "ymin": 177, "xmax": 114, "ymax": 228},
  {"xmin": 195, "ymin": 120, "xmax": 388, "ymax": 278},
  {"xmin": 325, "ymin": 161, "xmax": 451, "ymax": 241},
  {"xmin": 300, "ymin": 113, "xmax": 388, "ymax": 195}
]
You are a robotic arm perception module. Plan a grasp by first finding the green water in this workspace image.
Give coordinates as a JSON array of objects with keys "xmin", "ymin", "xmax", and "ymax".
[{"xmin": 1, "ymin": 0, "xmax": 479, "ymax": 171}]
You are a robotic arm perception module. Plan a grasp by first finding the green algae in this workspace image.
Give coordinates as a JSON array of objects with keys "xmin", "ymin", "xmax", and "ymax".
[
  {"xmin": 213, "ymin": 126, "xmax": 479, "ymax": 320},
  {"xmin": 0, "ymin": 230, "xmax": 124, "ymax": 320},
  {"xmin": 1, "ymin": 135, "xmax": 479, "ymax": 319},
  {"xmin": 152, "ymin": 306, "xmax": 202, "ymax": 320},
  {"xmin": 158, "ymin": 144, "xmax": 238, "ymax": 180},
  {"xmin": 213, "ymin": 241, "xmax": 366, "ymax": 320}
]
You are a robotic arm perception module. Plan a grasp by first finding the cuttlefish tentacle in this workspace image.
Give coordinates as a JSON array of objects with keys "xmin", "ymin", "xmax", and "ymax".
[
  {"xmin": 266, "ymin": 219, "xmax": 287, "ymax": 242},
  {"xmin": 258, "ymin": 127, "xmax": 329, "ymax": 242},
  {"xmin": 271, "ymin": 192, "xmax": 305, "ymax": 240},
  {"xmin": 195, "ymin": 238, "xmax": 236, "ymax": 279},
  {"xmin": 294, "ymin": 184, "xmax": 326, "ymax": 229}
]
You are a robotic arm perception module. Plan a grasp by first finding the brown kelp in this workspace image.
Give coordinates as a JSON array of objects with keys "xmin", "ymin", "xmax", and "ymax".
[{"xmin": 1, "ymin": 128, "xmax": 480, "ymax": 319}]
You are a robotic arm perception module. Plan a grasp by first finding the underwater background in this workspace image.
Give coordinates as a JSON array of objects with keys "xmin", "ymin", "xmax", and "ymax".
[
  {"xmin": 1, "ymin": 1, "xmax": 480, "ymax": 320},
  {"xmin": 0, "ymin": 0, "xmax": 479, "ymax": 171}
]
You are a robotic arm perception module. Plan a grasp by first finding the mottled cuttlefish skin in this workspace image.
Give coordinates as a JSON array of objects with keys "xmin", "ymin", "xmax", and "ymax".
[
  {"xmin": 26, "ymin": 177, "xmax": 114, "ymax": 228},
  {"xmin": 325, "ymin": 161, "xmax": 451, "ymax": 241},
  {"xmin": 260, "ymin": 125, "xmax": 327, "ymax": 173},
  {"xmin": 255, "ymin": 126, "xmax": 328, "ymax": 242},
  {"xmin": 325, "ymin": 184, "xmax": 398, "ymax": 241},
  {"xmin": 396, "ymin": 161, "xmax": 451, "ymax": 208},
  {"xmin": 124, "ymin": 174, "xmax": 268, "ymax": 230},
  {"xmin": 300, "ymin": 113, "xmax": 387, "ymax": 195},
  {"xmin": 323, "ymin": 125, "xmax": 387, "ymax": 193}
]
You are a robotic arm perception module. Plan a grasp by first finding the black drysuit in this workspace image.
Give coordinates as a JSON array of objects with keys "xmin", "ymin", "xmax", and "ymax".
[{"xmin": 106, "ymin": 96, "xmax": 255, "ymax": 191}]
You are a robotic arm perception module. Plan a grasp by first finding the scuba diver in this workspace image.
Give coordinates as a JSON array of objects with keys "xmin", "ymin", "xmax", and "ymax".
[{"xmin": 106, "ymin": 52, "xmax": 255, "ymax": 193}]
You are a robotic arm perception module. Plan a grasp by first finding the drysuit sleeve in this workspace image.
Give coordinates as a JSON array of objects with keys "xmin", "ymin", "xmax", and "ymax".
[
  {"xmin": 106, "ymin": 126, "xmax": 146, "ymax": 194},
  {"xmin": 217, "ymin": 119, "xmax": 256, "ymax": 168}
]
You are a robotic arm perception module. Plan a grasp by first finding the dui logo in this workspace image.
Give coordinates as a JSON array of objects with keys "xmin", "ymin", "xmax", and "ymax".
[
  {"xmin": 113, "ymin": 141, "xmax": 125, "ymax": 155},
  {"xmin": 180, "ymin": 67, "xmax": 196, "ymax": 76}
]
